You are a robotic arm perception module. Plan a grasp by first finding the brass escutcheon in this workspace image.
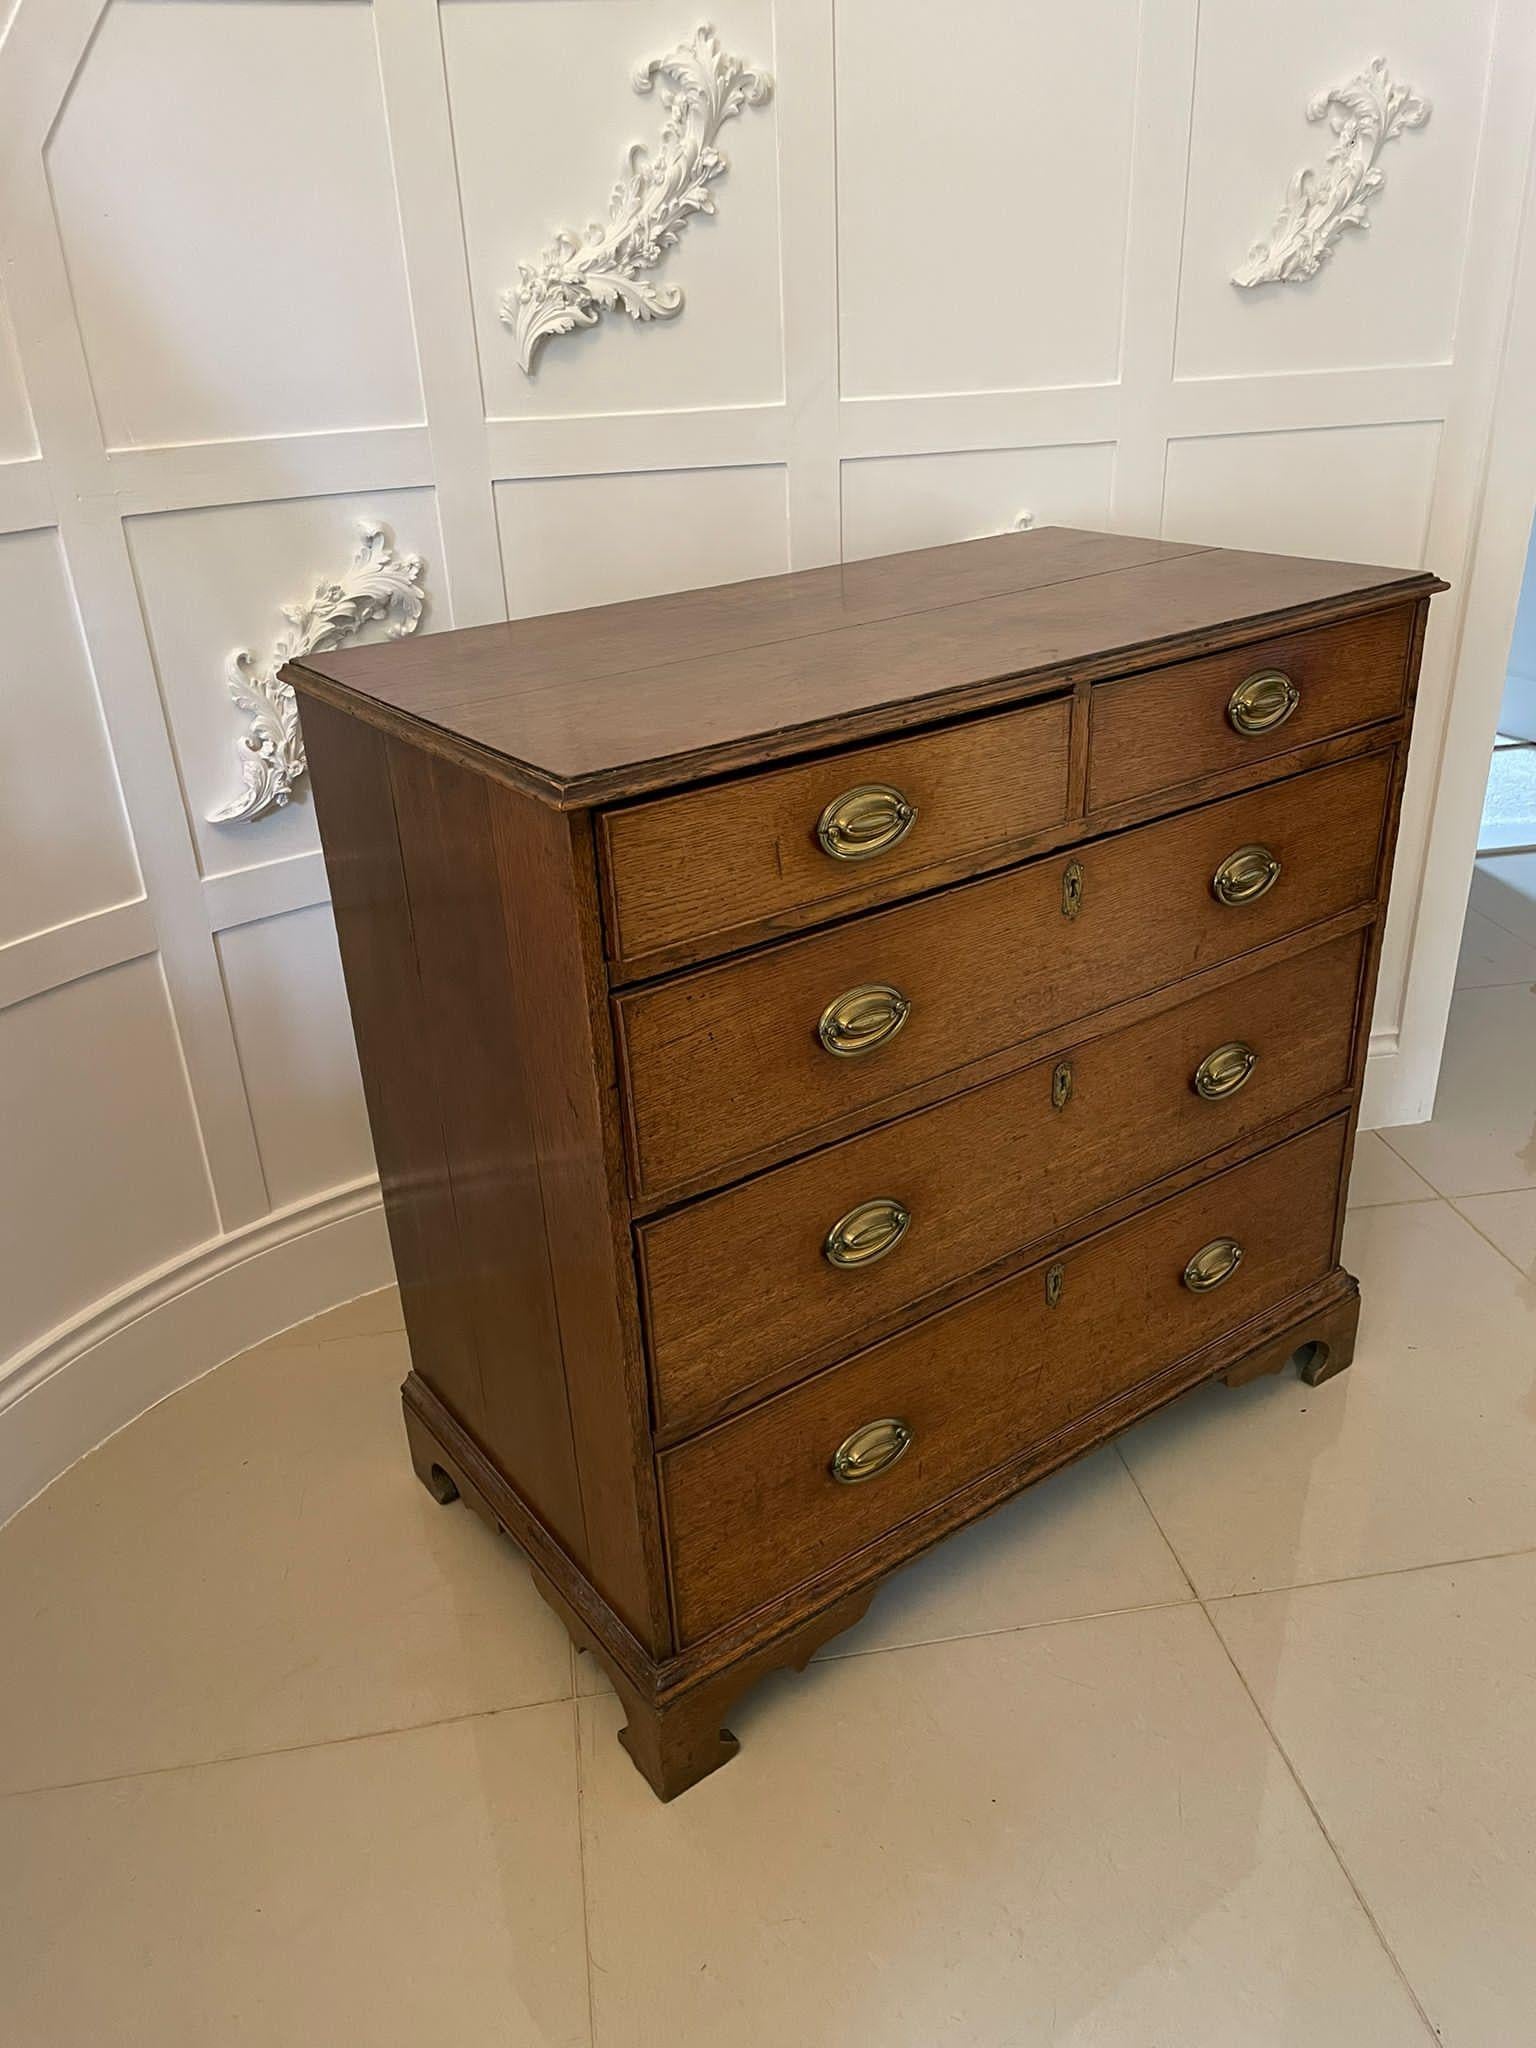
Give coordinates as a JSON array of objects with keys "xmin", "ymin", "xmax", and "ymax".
[
  {"xmin": 1183, "ymin": 1236, "xmax": 1245, "ymax": 1292},
  {"xmin": 1228, "ymin": 669, "xmax": 1300, "ymax": 737},
  {"xmin": 817, "ymin": 982, "xmax": 911, "ymax": 1059},
  {"xmin": 1051, "ymin": 1059, "xmax": 1074, "ymax": 1111},
  {"xmin": 816, "ymin": 783, "xmax": 918, "ymax": 862},
  {"xmin": 1045, "ymin": 1261, "xmax": 1065, "ymax": 1307},
  {"xmin": 1194, "ymin": 1040, "xmax": 1258, "ymax": 1101},
  {"xmin": 1212, "ymin": 843, "xmax": 1281, "ymax": 907},
  {"xmin": 831, "ymin": 1416, "xmax": 912, "ymax": 1484},
  {"xmin": 824, "ymin": 1197, "xmax": 912, "ymax": 1269},
  {"xmin": 1061, "ymin": 858, "xmax": 1085, "ymax": 920}
]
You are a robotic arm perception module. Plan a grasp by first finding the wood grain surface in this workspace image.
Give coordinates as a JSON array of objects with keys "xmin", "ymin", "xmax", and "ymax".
[
  {"xmin": 1087, "ymin": 603, "xmax": 1415, "ymax": 811},
  {"xmin": 640, "ymin": 930, "xmax": 1365, "ymax": 1432},
  {"xmin": 617, "ymin": 748, "xmax": 1392, "ymax": 1197},
  {"xmin": 292, "ymin": 526, "xmax": 1440, "ymax": 805},
  {"xmin": 661, "ymin": 1118, "xmax": 1348, "ymax": 1644},
  {"xmin": 600, "ymin": 694, "xmax": 1071, "ymax": 967},
  {"xmin": 303, "ymin": 701, "xmax": 670, "ymax": 1650}
]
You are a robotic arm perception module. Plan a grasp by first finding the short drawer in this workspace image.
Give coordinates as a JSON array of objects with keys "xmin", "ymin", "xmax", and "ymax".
[
  {"xmin": 617, "ymin": 749, "xmax": 1391, "ymax": 1198},
  {"xmin": 661, "ymin": 1117, "xmax": 1348, "ymax": 1644},
  {"xmin": 640, "ymin": 929, "xmax": 1364, "ymax": 1433},
  {"xmin": 599, "ymin": 696, "xmax": 1072, "ymax": 968},
  {"xmin": 1087, "ymin": 605, "xmax": 1413, "ymax": 813}
]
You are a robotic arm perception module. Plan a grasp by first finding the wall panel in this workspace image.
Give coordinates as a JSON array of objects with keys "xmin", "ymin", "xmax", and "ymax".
[
  {"xmin": 218, "ymin": 906, "xmax": 376, "ymax": 1212},
  {"xmin": 0, "ymin": 956, "xmax": 216, "ymax": 1363},
  {"xmin": 836, "ymin": 0, "xmax": 1138, "ymax": 398},
  {"xmin": 44, "ymin": 0, "xmax": 422, "ymax": 447},
  {"xmin": 125, "ymin": 487, "xmax": 445, "ymax": 880},
  {"xmin": 495, "ymin": 463, "xmax": 790, "ymax": 616},
  {"xmin": 0, "ymin": 291, "xmax": 34, "ymax": 461},
  {"xmin": 1162, "ymin": 422, "xmax": 1442, "ymax": 566},
  {"xmin": 1174, "ymin": 0, "xmax": 1497, "ymax": 382},
  {"xmin": 0, "ymin": 524, "xmax": 139, "ymax": 948},
  {"xmin": 841, "ymin": 444, "xmax": 1115, "ymax": 561},
  {"xmin": 443, "ymin": 0, "xmax": 784, "ymax": 421}
]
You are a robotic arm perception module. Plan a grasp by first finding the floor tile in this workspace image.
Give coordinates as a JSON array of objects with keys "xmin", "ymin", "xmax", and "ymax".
[
  {"xmin": 1469, "ymin": 849, "xmax": 1536, "ymax": 945},
  {"xmin": 1453, "ymin": 1185, "xmax": 1536, "ymax": 1280},
  {"xmin": 1346, "ymin": 1131, "xmax": 1437, "ymax": 1208},
  {"xmin": 573, "ymin": 1645, "xmax": 610, "ymax": 1698},
  {"xmin": 0, "ymin": 1330, "xmax": 572, "ymax": 1793},
  {"xmin": 577, "ymin": 1606, "xmax": 1426, "ymax": 2048},
  {"xmin": 1119, "ymin": 1200, "xmax": 1536, "ymax": 1597},
  {"xmin": 572, "ymin": 1450, "xmax": 1193, "ymax": 1699},
  {"xmin": 1211, "ymin": 1551, "xmax": 1536, "ymax": 2048},
  {"xmin": 0, "ymin": 1703, "xmax": 589, "ymax": 2048},
  {"xmin": 818, "ymin": 1445, "xmax": 1192, "ymax": 1658},
  {"xmin": 1454, "ymin": 908, "xmax": 1536, "ymax": 990},
  {"xmin": 266, "ymin": 1283, "xmax": 403, "ymax": 1349},
  {"xmin": 1378, "ymin": 984, "xmax": 1536, "ymax": 1196}
]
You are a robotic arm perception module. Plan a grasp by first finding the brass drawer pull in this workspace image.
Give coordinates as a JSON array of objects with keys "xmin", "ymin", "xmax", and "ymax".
[
  {"xmin": 831, "ymin": 1416, "xmax": 912, "ymax": 1484},
  {"xmin": 824, "ymin": 1197, "xmax": 911, "ymax": 1269},
  {"xmin": 1228, "ymin": 669, "xmax": 1300, "ymax": 736},
  {"xmin": 1212, "ymin": 843, "xmax": 1281, "ymax": 907},
  {"xmin": 1183, "ymin": 1237, "xmax": 1244, "ymax": 1292},
  {"xmin": 1194, "ymin": 1040, "xmax": 1258, "ymax": 1101},
  {"xmin": 816, "ymin": 783, "xmax": 917, "ymax": 862},
  {"xmin": 817, "ymin": 982, "xmax": 911, "ymax": 1058}
]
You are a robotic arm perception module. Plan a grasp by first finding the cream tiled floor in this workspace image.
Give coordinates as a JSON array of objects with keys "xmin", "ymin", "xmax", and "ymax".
[{"xmin": 3, "ymin": 909, "xmax": 1534, "ymax": 2046}]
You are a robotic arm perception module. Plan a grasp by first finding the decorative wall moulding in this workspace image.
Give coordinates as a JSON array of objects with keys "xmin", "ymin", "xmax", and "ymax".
[
  {"xmin": 1232, "ymin": 57, "xmax": 1431, "ymax": 290},
  {"xmin": 209, "ymin": 521, "xmax": 425, "ymax": 825},
  {"xmin": 502, "ymin": 23, "xmax": 773, "ymax": 375}
]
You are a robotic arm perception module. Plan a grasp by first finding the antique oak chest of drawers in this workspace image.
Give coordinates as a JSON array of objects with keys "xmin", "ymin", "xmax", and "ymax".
[{"xmin": 294, "ymin": 526, "xmax": 1444, "ymax": 1800}]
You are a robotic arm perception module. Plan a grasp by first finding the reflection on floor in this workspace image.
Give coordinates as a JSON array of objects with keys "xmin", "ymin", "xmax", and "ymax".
[{"xmin": 2, "ymin": 884, "xmax": 1534, "ymax": 2047}]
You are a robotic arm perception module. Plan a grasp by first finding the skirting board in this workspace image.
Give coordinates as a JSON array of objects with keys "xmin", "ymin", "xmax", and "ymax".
[
  {"xmin": 0, "ymin": 1181, "xmax": 393, "ymax": 1527},
  {"xmin": 1361, "ymin": 1026, "xmax": 1432, "ymax": 1131}
]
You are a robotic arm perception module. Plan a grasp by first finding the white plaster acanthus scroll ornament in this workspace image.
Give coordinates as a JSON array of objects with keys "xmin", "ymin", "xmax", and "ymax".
[
  {"xmin": 1232, "ymin": 58, "xmax": 1431, "ymax": 289},
  {"xmin": 502, "ymin": 23, "xmax": 772, "ymax": 374},
  {"xmin": 208, "ymin": 520, "xmax": 425, "ymax": 824}
]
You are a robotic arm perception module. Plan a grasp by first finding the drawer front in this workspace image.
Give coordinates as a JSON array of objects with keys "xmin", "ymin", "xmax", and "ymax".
[
  {"xmin": 600, "ymin": 696, "xmax": 1071, "ymax": 967},
  {"xmin": 618, "ymin": 749, "xmax": 1391, "ymax": 1197},
  {"xmin": 662, "ymin": 1118, "xmax": 1348, "ymax": 1644},
  {"xmin": 641, "ymin": 930, "xmax": 1364, "ymax": 1432},
  {"xmin": 1088, "ymin": 606, "xmax": 1413, "ymax": 813}
]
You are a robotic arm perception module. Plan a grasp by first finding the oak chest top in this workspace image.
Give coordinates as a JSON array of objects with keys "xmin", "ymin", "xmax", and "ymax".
[{"xmin": 292, "ymin": 526, "xmax": 1441, "ymax": 807}]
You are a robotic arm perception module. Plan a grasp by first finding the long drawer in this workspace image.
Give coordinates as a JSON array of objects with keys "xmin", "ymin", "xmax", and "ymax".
[
  {"xmin": 1087, "ymin": 605, "xmax": 1413, "ymax": 813},
  {"xmin": 600, "ymin": 695, "xmax": 1072, "ymax": 969},
  {"xmin": 640, "ymin": 929, "xmax": 1364, "ymax": 1433},
  {"xmin": 661, "ymin": 1117, "xmax": 1348, "ymax": 1644},
  {"xmin": 617, "ymin": 749, "xmax": 1391, "ymax": 1197}
]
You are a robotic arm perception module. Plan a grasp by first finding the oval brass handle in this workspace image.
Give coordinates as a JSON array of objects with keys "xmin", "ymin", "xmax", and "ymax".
[
  {"xmin": 1228, "ymin": 669, "xmax": 1300, "ymax": 737},
  {"xmin": 831, "ymin": 1416, "xmax": 912, "ymax": 1484},
  {"xmin": 817, "ymin": 981, "xmax": 911, "ymax": 1059},
  {"xmin": 1212, "ymin": 843, "xmax": 1281, "ymax": 907},
  {"xmin": 1194, "ymin": 1040, "xmax": 1258, "ymax": 1101},
  {"xmin": 1183, "ymin": 1237, "xmax": 1245, "ymax": 1293},
  {"xmin": 824, "ymin": 1197, "xmax": 911, "ymax": 1269},
  {"xmin": 816, "ymin": 783, "xmax": 918, "ymax": 862}
]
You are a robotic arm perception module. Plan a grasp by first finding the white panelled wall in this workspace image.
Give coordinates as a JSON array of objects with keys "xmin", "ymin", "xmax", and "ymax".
[{"xmin": 1, "ymin": 0, "xmax": 1533, "ymax": 1517}]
